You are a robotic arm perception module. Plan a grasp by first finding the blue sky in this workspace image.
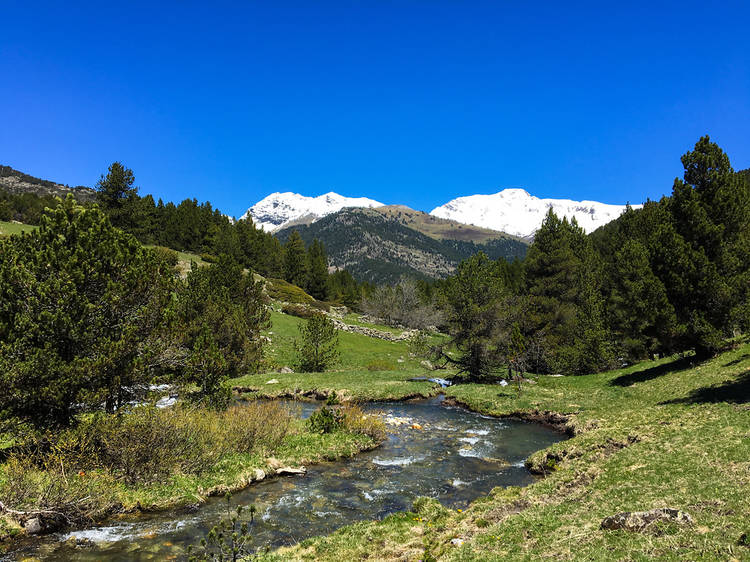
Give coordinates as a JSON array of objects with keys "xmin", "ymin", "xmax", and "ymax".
[{"xmin": 2, "ymin": 1, "xmax": 748, "ymax": 217}]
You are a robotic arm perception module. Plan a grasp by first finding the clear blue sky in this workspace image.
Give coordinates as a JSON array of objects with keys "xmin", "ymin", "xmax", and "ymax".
[{"xmin": 2, "ymin": 1, "xmax": 748, "ymax": 217}]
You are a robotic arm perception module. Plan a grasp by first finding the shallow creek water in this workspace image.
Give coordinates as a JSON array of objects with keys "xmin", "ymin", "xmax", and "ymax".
[{"xmin": 9, "ymin": 397, "xmax": 564, "ymax": 561}]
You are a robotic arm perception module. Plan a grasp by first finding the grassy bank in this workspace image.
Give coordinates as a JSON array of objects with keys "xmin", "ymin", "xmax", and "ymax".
[
  {"xmin": 0, "ymin": 403, "xmax": 382, "ymax": 548},
  {"xmin": 252, "ymin": 340, "xmax": 750, "ymax": 561},
  {"xmin": 232, "ymin": 309, "xmax": 446, "ymax": 401},
  {"xmin": 0, "ymin": 220, "xmax": 36, "ymax": 237}
]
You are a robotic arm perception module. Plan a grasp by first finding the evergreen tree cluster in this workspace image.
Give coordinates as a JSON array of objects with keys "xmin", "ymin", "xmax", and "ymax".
[
  {"xmin": 0, "ymin": 197, "xmax": 269, "ymax": 429},
  {"xmin": 2, "ymin": 162, "xmax": 369, "ymax": 307},
  {"xmin": 436, "ymin": 137, "xmax": 750, "ymax": 380},
  {"xmin": 281, "ymin": 229, "xmax": 371, "ymax": 304}
]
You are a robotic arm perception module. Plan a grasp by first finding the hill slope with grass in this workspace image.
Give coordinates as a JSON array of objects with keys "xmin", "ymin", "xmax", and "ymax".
[{"xmin": 249, "ymin": 340, "xmax": 750, "ymax": 561}]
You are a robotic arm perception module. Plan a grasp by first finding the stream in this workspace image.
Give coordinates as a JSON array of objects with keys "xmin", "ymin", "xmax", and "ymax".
[{"xmin": 8, "ymin": 396, "xmax": 564, "ymax": 561}]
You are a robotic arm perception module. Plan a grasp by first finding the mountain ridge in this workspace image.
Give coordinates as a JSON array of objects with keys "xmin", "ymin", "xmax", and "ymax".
[
  {"xmin": 275, "ymin": 207, "xmax": 527, "ymax": 284},
  {"xmin": 430, "ymin": 188, "xmax": 640, "ymax": 238}
]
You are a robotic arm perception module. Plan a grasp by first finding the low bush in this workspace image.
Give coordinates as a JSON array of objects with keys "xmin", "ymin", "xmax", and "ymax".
[
  {"xmin": 339, "ymin": 404, "xmax": 386, "ymax": 442},
  {"xmin": 11, "ymin": 403, "xmax": 293, "ymax": 486},
  {"xmin": 282, "ymin": 304, "xmax": 317, "ymax": 319},
  {"xmin": 307, "ymin": 406, "xmax": 344, "ymax": 434},
  {"xmin": 200, "ymin": 253, "xmax": 218, "ymax": 263},
  {"xmin": 266, "ymin": 278, "xmax": 315, "ymax": 304},
  {"xmin": 309, "ymin": 300, "xmax": 332, "ymax": 312},
  {"xmin": 306, "ymin": 403, "xmax": 386, "ymax": 442},
  {"xmin": 150, "ymin": 245, "xmax": 179, "ymax": 267}
]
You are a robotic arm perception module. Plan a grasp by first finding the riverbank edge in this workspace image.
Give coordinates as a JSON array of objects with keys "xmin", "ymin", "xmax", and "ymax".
[
  {"xmin": 233, "ymin": 384, "xmax": 442, "ymax": 402},
  {"xmin": 0, "ymin": 426, "xmax": 383, "ymax": 551}
]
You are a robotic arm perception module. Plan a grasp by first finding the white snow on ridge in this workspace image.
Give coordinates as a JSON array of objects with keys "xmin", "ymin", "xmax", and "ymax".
[
  {"xmin": 241, "ymin": 191, "xmax": 384, "ymax": 232},
  {"xmin": 430, "ymin": 188, "xmax": 640, "ymax": 238}
]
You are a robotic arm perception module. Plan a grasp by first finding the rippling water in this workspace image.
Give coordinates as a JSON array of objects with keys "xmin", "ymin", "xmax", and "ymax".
[{"xmin": 9, "ymin": 397, "xmax": 564, "ymax": 561}]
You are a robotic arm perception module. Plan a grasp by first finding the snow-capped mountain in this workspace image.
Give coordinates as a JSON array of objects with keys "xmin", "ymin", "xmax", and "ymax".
[
  {"xmin": 242, "ymin": 192, "xmax": 385, "ymax": 231},
  {"xmin": 430, "ymin": 188, "xmax": 639, "ymax": 238}
]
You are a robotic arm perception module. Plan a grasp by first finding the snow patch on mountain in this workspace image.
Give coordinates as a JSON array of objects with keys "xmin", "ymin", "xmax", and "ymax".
[
  {"xmin": 430, "ymin": 188, "xmax": 639, "ymax": 238},
  {"xmin": 242, "ymin": 192, "xmax": 385, "ymax": 231}
]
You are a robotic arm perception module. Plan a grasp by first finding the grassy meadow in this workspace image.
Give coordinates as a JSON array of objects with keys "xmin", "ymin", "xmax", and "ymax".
[
  {"xmin": 246, "ymin": 338, "xmax": 750, "ymax": 561},
  {"xmin": 0, "ymin": 220, "xmax": 36, "ymax": 237}
]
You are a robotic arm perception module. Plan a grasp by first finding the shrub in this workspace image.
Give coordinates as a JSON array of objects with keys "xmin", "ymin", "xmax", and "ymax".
[
  {"xmin": 266, "ymin": 278, "xmax": 314, "ymax": 304},
  {"xmin": 307, "ymin": 406, "xmax": 344, "ymax": 434},
  {"xmin": 150, "ymin": 245, "xmax": 179, "ymax": 267},
  {"xmin": 340, "ymin": 404, "xmax": 386, "ymax": 442},
  {"xmin": 309, "ymin": 300, "xmax": 332, "ymax": 312},
  {"xmin": 282, "ymin": 304, "xmax": 317, "ymax": 319},
  {"xmin": 1, "ymin": 455, "xmax": 119, "ymax": 526},
  {"xmin": 200, "ymin": 253, "xmax": 218, "ymax": 263},
  {"xmin": 9, "ymin": 402, "xmax": 293, "ymax": 486}
]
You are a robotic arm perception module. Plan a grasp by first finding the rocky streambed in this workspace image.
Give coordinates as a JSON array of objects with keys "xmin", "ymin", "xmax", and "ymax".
[{"xmin": 7, "ymin": 396, "xmax": 565, "ymax": 561}]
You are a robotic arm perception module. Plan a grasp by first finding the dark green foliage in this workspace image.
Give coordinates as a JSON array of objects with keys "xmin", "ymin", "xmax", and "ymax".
[
  {"xmin": 438, "ymin": 252, "xmax": 507, "ymax": 381},
  {"xmin": 294, "ymin": 313, "xmax": 340, "ymax": 372},
  {"xmin": 306, "ymin": 238, "xmax": 330, "ymax": 300},
  {"xmin": 283, "ymin": 230, "xmax": 309, "ymax": 288},
  {"xmin": 95, "ymin": 162, "xmax": 141, "ymax": 231},
  {"xmin": 307, "ymin": 406, "xmax": 344, "ymax": 434},
  {"xmin": 667, "ymin": 137, "xmax": 750, "ymax": 356},
  {"xmin": 281, "ymin": 304, "xmax": 318, "ymax": 319},
  {"xmin": 0, "ymin": 197, "xmax": 175, "ymax": 428},
  {"xmin": 523, "ymin": 210, "xmax": 612, "ymax": 374},
  {"xmin": 607, "ymin": 239, "xmax": 678, "ymax": 360},
  {"xmin": 168, "ymin": 255, "xmax": 270, "ymax": 406},
  {"xmin": 328, "ymin": 269, "xmax": 367, "ymax": 309},
  {"xmin": 592, "ymin": 137, "xmax": 750, "ymax": 361},
  {"xmin": 0, "ymin": 190, "xmax": 82, "ymax": 225}
]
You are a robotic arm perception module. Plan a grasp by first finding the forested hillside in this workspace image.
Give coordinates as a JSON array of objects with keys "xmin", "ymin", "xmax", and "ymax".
[{"xmin": 276, "ymin": 207, "xmax": 527, "ymax": 284}]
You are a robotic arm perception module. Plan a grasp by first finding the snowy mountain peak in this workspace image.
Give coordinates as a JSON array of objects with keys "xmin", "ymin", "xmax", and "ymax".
[
  {"xmin": 242, "ymin": 191, "xmax": 385, "ymax": 231},
  {"xmin": 430, "ymin": 188, "xmax": 639, "ymax": 238}
]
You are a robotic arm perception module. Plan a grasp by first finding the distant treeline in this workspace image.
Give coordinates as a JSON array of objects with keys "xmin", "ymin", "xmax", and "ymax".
[
  {"xmin": 426, "ymin": 136, "xmax": 750, "ymax": 381},
  {"xmin": 0, "ymin": 162, "xmax": 369, "ymax": 306}
]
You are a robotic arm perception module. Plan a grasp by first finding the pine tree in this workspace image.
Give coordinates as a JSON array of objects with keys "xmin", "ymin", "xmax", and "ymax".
[
  {"xmin": 283, "ymin": 230, "xmax": 309, "ymax": 288},
  {"xmin": 666, "ymin": 136, "xmax": 750, "ymax": 356},
  {"xmin": 0, "ymin": 196, "xmax": 174, "ymax": 428},
  {"xmin": 294, "ymin": 313, "xmax": 340, "ymax": 372},
  {"xmin": 608, "ymin": 239, "xmax": 678, "ymax": 360},
  {"xmin": 439, "ymin": 252, "xmax": 506, "ymax": 381},
  {"xmin": 306, "ymin": 239, "xmax": 330, "ymax": 300},
  {"xmin": 524, "ymin": 210, "xmax": 609, "ymax": 373},
  {"xmin": 168, "ymin": 254, "xmax": 271, "ymax": 404}
]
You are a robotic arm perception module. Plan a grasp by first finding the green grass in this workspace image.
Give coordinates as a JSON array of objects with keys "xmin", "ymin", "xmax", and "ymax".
[
  {"xmin": 0, "ymin": 417, "xmax": 377, "ymax": 546},
  {"xmin": 0, "ymin": 220, "xmax": 36, "ymax": 236},
  {"xmin": 231, "ymin": 310, "xmax": 444, "ymax": 400},
  {"xmin": 340, "ymin": 312, "xmax": 405, "ymax": 334},
  {"xmin": 174, "ymin": 249, "xmax": 206, "ymax": 276},
  {"xmin": 254, "ymin": 340, "xmax": 750, "ymax": 561}
]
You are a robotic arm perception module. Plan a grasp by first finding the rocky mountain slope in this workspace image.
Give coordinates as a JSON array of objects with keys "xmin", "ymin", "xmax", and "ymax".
[
  {"xmin": 0, "ymin": 165, "xmax": 96, "ymax": 202},
  {"xmin": 276, "ymin": 207, "xmax": 527, "ymax": 284}
]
